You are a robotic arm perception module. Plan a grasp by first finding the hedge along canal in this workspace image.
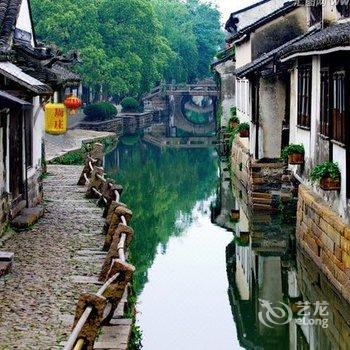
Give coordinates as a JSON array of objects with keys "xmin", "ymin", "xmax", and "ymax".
[{"xmin": 104, "ymin": 142, "xmax": 239, "ymax": 349}]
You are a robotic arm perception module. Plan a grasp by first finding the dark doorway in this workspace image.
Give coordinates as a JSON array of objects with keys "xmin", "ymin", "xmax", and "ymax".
[{"xmin": 9, "ymin": 108, "xmax": 23, "ymax": 207}]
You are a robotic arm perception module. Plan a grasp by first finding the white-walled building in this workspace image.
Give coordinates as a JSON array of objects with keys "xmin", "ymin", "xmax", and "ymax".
[{"xmin": 0, "ymin": 0, "xmax": 79, "ymax": 232}]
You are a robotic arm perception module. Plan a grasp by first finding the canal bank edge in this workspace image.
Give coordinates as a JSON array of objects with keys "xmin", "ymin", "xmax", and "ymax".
[
  {"xmin": 230, "ymin": 137, "xmax": 296, "ymax": 212},
  {"xmin": 297, "ymin": 185, "xmax": 350, "ymax": 303}
]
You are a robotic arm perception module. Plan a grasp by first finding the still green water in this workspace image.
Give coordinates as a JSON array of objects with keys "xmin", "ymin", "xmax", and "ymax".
[{"xmin": 105, "ymin": 142, "xmax": 350, "ymax": 350}]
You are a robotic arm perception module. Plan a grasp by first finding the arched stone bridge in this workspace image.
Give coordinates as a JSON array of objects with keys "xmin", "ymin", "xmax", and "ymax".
[{"xmin": 143, "ymin": 83, "xmax": 219, "ymax": 137}]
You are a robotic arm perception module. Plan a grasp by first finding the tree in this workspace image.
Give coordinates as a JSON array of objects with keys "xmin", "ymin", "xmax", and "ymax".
[
  {"xmin": 187, "ymin": 0, "xmax": 223, "ymax": 78},
  {"xmin": 30, "ymin": 0, "xmax": 223, "ymax": 97}
]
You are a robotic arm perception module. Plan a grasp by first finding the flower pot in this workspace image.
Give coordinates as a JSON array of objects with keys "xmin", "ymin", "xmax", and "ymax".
[
  {"xmin": 240, "ymin": 129, "xmax": 249, "ymax": 138},
  {"xmin": 230, "ymin": 209, "xmax": 240, "ymax": 222},
  {"xmin": 320, "ymin": 176, "xmax": 341, "ymax": 191},
  {"xmin": 288, "ymin": 153, "xmax": 304, "ymax": 165}
]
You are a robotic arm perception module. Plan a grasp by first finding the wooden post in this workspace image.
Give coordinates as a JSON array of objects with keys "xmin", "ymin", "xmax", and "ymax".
[
  {"xmin": 72, "ymin": 294, "xmax": 107, "ymax": 350},
  {"xmin": 89, "ymin": 142, "xmax": 104, "ymax": 167},
  {"xmin": 86, "ymin": 167, "xmax": 105, "ymax": 198},
  {"xmin": 99, "ymin": 224, "xmax": 134, "ymax": 281},
  {"xmin": 101, "ymin": 259, "xmax": 135, "ymax": 324},
  {"xmin": 103, "ymin": 207, "xmax": 133, "ymax": 251}
]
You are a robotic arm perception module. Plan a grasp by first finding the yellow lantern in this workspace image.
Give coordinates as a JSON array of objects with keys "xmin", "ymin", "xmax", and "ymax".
[{"xmin": 45, "ymin": 103, "xmax": 67, "ymax": 135}]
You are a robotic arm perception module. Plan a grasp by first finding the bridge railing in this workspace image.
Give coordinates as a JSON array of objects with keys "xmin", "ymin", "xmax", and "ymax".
[
  {"xmin": 64, "ymin": 143, "xmax": 135, "ymax": 350},
  {"xmin": 163, "ymin": 83, "xmax": 218, "ymax": 93}
]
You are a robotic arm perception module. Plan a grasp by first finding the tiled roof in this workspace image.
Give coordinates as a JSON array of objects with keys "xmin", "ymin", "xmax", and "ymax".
[
  {"xmin": 235, "ymin": 29, "xmax": 319, "ymax": 77},
  {"xmin": 0, "ymin": 0, "xmax": 22, "ymax": 49},
  {"xmin": 280, "ymin": 22, "xmax": 350, "ymax": 59},
  {"xmin": 49, "ymin": 63, "xmax": 80, "ymax": 85},
  {"xmin": 226, "ymin": 1, "xmax": 297, "ymax": 43},
  {"xmin": 0, "ymin": 61, "xmax": 52, "ymax": 94}
]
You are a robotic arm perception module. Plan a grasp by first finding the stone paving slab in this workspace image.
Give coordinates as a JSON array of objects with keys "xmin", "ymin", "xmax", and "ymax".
[
  {"xmin": 45, "ymin": 129, "xmax": 115, "ymax": 161},
  {"xmin": 0, "ymin": 165, "xmax": 107, "ymax": 349}
]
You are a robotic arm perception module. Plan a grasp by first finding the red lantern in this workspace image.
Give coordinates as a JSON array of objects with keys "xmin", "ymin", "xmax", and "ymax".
[{"xmin": 64, "ymin": 94, "xmax": 82, "ymax": 115}]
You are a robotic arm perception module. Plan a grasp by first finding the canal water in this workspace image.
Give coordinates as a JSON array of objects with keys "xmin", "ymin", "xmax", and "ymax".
[{"xmin": 105, "ymin": 141, "xmax": 350, "ymax": 350}]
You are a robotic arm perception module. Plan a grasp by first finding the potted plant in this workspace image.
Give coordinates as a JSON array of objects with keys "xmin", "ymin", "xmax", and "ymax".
[
  {"xmin": 236, "ymin": 122, "xmax": 250, "ymax": 138},
  {"xmin": 310, "ymin": 161, "xmax": 341, "ymax": 191},
  {"xmin": 282, "ymin": 144, "xmax": 305, "ymax": 165},
  {"xmin": 229, "ymin": 116, "xmax": 239, "ymax": 129}
]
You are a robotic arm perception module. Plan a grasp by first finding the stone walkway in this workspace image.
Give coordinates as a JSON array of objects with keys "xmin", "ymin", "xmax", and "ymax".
[
  {"xmin": 45, "ymin": 129, "xmax": 115, "ymax": 161},
  {"xmin": 0, "ymin": 165, "xmax": 106, "ymax": 349}
]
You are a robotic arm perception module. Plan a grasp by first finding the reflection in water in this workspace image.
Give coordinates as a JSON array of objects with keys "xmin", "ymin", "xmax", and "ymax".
[
  {"xmin": 182, "ymin": 96, "xmax": 214, "ymax": 125},
  {"xmin": 221, "ymin": 167, "xmax": 350, "ymax": 350},
  {"xmin": 105, "ymin": 143, "xmax": 350, "ymax": 349},
  {"xmin": 105, "ymin": 143, "xmax": 218, "ymax": 293}
]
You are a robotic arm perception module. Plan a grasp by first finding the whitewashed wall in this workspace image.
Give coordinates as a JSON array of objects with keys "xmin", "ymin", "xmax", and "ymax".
[{"xmin": 16, "ymin": 0, "xmax": 35, "ymax": 46}]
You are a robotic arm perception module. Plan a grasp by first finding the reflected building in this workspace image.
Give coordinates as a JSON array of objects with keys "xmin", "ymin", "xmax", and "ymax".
[{"xmin": 218, "ymin": 172, "xmax": 350, "ymax": 350}]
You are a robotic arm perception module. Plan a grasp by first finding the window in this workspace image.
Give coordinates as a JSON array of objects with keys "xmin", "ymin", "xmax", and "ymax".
[
  {"xmin": 236, "ymin": 78, "xmax": 250, "ymax": 117},
  {"xmin": 337, "ymin": 2, "xmax": 350, "ymax": 18},
  {"xmin": 332, "ymin": 71, "xmax": 346, "ymax": 144},
  {"xmin": 320, "ymin": 68, "xmax": 330, "ymax": 136},
  {"xmin": 298, "ymin": 64, "xmax": 312, "ymax": 128},
  {"xmin": 24, "ymin": 110, "xmax": 33, "ymax": 168},
  {"xmin": 309, "ymin": 5, "xmax": 322, "ymax": 26}
]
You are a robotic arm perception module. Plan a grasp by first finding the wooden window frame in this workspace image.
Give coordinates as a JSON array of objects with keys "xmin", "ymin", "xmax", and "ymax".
[
  {"xmin": 297, "ymin": 64, "xmax": 312, "ymax": 129},
  {"xmin": 309, "ymin": 5, "xmax": 322, "ymax": 26},
  {"xmin": 331, "ymin": 70, "xmax": 347, "ymax": 145},
  {"xmin": 320, "ymin": 68, "xmax": 330, "ymax": 137},
  {"xmin": 337, "ymin": 2, "xmax": 350, "ymax": 18},
  {"xmin": 24, "ymin": 109, "xmax": 33, "ymax": 169}
]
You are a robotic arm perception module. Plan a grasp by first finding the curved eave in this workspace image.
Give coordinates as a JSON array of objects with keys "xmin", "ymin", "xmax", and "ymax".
[{"xmin": 280, "ymin": 45, "xmax": 350, "ymax": 62}]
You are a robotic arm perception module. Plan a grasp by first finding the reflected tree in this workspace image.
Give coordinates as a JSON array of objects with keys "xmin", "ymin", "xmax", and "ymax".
[{"xmin": 105, "ymin": 142, "xmax": 218, "ymax": 293}]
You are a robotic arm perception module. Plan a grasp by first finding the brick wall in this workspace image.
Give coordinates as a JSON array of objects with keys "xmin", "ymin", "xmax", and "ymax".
[{"xmin": 296, "ymin": 185, "xmax": 350, "ymax": 303}]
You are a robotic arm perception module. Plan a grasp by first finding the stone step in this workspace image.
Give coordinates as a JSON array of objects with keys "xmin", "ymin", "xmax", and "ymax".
[
  {"xmin": 251, "ymin": 197, "xmax": 272, "ymax": 205},
  {"xmin": 0, "ymin": 251, "xmax": 14, "ymax": 261},
  {"xmin": 252, "ymin": 203, "xmax": 273, "ymax": 211},
  {"xmin": 251, "ymin": 192, "xmax": 272, "ymax": 199},
  {"xmin": 11, "ymin": 205, "xmax": 45, "ymax": 230}
]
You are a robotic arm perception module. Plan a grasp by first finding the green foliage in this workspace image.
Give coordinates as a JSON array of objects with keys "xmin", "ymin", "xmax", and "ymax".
[
  {"xmin": 48, "ymin": 137, "xmax": 116, "ymax": 165},
  {"xmin": 104, "ymin": 144, "xmax": 217, "ymax": 293},
  {"xmin": 281, "ymin": 144, "xmax": 305, "ymax": 160},
  {"xmin": 120, "ymin": 134, "xmax": 140, "ymax": 146},
  {"xmin": 216, "ymin": 46, "xmax": 235, "ymax": 60},
  {"xmin": 309, "ymin": 161, "xmax": 341, "ymax": 182},
  {"xmin": 31, "ymin": 0, "xmax": 223, "ymax": 98},
  {"xmin": 235, "ymin": 122, "xmax": 250, "ymax": 132},
  {"xmin": 84, "ymin": 102, "xmax": 117, "ymax": 121},
  {"xmin": 230, "ymin": 107, "xmax": 237, "ymax": 118},
  {"xmin": 121, "ymin": 97, "xmax": 140, "ymax": 113},
  {"xmin": 216, "ymin": 102, "xmax": 223, "ymax": 125},
  {"xmin": 229, "ymin": 116, "xmax": 239, "ymax": 124}
]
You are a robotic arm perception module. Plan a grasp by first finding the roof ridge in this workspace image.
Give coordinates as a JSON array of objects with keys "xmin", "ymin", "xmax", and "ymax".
[{"xmin": 230, "ymin": 0, "xmax": 272, "ymax": 17}]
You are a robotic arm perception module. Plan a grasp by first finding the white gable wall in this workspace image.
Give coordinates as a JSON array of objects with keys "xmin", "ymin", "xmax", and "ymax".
[{"xmin": 15, "ymin": 0, "xmax": 35, "ymax": 46}]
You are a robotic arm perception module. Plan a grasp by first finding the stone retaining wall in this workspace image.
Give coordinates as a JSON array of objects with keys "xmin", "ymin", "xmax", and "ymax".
[
  {"xmin": 230, "ymin": 138, "xmax": 295, "ymax": 211},
  {"xmin": 296, "ymin": 185, "xmax": 350, "ymax": 303},
  {"xmin": 231, "ymin": 138, "xmax": 251, "ymax": 190},
  {"xmin": 78, "ymin": 118, "xmax": 123, "ymax": 134}
]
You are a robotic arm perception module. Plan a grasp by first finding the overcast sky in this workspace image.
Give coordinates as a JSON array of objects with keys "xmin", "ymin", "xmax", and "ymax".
[{"xmin": 214, "ymin": 0, "xmax": 256, "ymax": 22}]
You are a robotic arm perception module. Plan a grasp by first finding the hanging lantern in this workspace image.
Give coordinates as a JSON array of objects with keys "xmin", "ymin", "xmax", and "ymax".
[
  {"xmin": 64, "ymin": 94, "xmax": 82, "ymax": 115},
  {"xmin": 45, "ymin": 103, "xmax": 67, "ymax": 135}
]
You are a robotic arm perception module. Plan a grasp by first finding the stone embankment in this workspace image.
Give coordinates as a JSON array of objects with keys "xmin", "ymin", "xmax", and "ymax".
[{"xmin": 297, "ymin": 185, "xmax": 350, "ymax": 303}]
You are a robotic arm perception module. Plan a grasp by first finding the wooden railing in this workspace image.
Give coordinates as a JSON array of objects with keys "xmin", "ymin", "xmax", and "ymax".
[{"xmin": 64, "ymin": 143, "xmax": 135, "ymax": 350}]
